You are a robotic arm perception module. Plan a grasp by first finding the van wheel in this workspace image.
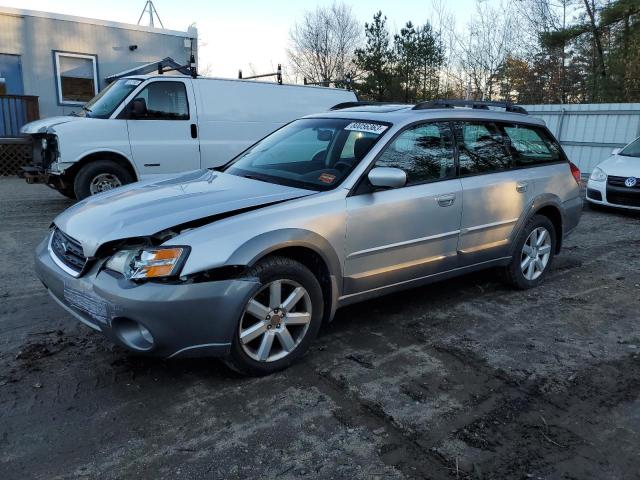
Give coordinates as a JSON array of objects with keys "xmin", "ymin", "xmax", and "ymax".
[
  {"xmin": 224, "ymin": 256, "xmax": 324, "ymax": 376},
  {"xmin": 74, "ymin": 160, "xmax": 134, "ymax": 200},
  {"xmin": 502, "ymin": 215, "xmax": 556, "ymax": 290}
]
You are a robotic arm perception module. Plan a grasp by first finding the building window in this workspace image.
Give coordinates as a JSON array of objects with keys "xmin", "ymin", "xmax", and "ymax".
[{"xmin": 54, "ymin": 52, "xmax": 98, "ymax": 105}]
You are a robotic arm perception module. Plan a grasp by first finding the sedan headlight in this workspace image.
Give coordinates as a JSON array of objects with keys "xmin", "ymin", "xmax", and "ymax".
[
  {"xmin": 106, "ymin": 246, "xmax": 189, "ymax": 280},
  {"xmin": 41, "ymin": 137, "xmax": 48, "ymax": 150},
  {"xmin": 590, "ymin": 167, "xmax": 607, "ymax": 182}
]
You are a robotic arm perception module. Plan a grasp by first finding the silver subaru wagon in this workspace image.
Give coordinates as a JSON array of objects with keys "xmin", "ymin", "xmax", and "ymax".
[{"xmin": 35, "ymin": 100, "xmax": 583, "ymax": 375}]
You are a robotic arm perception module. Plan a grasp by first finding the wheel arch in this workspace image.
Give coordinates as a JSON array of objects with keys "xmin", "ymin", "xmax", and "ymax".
[
  {"xmin": 510, "ymin": 194, "xmax": 564, "ymax": 255},
  {"xmin": 63, "ymin": 150, "xmax": 139, "ymax": 184},
  {"xmin": 227, "ymin": 229, "xmax": 342, "ymax": 323}
]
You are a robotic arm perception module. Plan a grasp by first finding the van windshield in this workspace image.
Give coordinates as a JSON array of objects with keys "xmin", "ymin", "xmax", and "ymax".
[
  {"xmin": 224, "ymin": 118, "xmax": 389, "ymax": 191},
  {"xmin": 76, "ymin": 79, "xmax": 142, "ymax": 119}
]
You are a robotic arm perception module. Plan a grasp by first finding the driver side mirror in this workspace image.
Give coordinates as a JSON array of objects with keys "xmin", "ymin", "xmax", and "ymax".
[
  {"xmin": 129, "ymin": 98, "xmax": 148, "ymax": 118},
  {"xmin": 368, "ymin": 167, "xmax": 407, "ymax": 189},
  {"xmin": 611, "ymin": 147, "xmax": 622, "ymax": 156}
]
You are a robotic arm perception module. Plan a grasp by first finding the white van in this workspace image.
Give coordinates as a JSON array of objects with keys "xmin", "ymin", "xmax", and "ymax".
[{"xmin": 20, "ymin": 75, "xmax": 357, "ymax": 199}]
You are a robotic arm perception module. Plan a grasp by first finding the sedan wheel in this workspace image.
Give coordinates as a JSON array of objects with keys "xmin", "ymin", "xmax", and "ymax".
[
  {"xmin": 224, "ymin": 256, "xmax": 324, "ymax": 376},
  {"xmin": 520, "ymin": 227, "xmax": 552, "ymax": 281},
  {"xmin": 239, "ymin": 280, "xmax": 312, "ymax": 362},
  {"xmin": 502, "ymin": 214, "xmax": 556, "ymax": 290}
]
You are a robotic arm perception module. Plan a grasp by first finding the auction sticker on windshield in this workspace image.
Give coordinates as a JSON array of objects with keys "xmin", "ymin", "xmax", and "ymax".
[{"xmin": 344, "ymin": 122, "xmax": 388, "ymax": 135}]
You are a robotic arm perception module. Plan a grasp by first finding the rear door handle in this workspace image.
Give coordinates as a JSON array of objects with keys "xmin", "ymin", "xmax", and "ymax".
[
  {"xmin": 190, "ymin": 123, "xmax": 198, "ymax": 139},
  {"xmin": 516, "ymin": 181, "xmax": 528, "ymax": 193},
  {"xmin": 436, "ymin": 193, "xmax": 456, "ymax": 207}
]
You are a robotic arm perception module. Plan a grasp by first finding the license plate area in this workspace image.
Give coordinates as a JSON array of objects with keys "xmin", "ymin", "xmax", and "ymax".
[{"xmin": 63, "ymin": 285, "xmax": 111, "ymax": 324}]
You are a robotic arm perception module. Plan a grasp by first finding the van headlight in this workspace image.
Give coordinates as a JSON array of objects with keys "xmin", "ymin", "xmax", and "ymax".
[
  {"xmin": 589, "ymin": 167, "xmax": 607, "ymax": 182},
  {"xmin": 106, "ymin": 246, "xmax": 189, "ymax": 279}
]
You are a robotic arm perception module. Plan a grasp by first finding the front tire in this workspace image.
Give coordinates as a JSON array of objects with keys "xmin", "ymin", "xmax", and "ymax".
[
  {"xmin": 73, "ymin": 160, "xmax": 134, "ymax": 200},
  {"xmin": 502, "ymin": 215, "xmax": 556, "ymax": 290},
  {"xmin": 224, "ymin": 256, "xmax": 324, "ymax": 376}
]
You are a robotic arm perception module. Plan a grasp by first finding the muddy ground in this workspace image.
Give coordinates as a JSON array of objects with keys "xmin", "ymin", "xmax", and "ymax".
[{"xmin": 1, "ymin": 177, "xmax": 639, "ymax": 480}]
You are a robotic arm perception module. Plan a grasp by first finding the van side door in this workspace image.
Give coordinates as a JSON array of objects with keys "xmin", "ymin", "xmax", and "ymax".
[
  {"xmin": 122, "ymin": 78, "xmax": 200, "ymax": 177},
  {"xmin": 344, "ymin": 122, "xmax": 463, "ymax": 296},
  {"xmin": 454, "ymin": 120, "xmax": 537, "ymax": 265}
]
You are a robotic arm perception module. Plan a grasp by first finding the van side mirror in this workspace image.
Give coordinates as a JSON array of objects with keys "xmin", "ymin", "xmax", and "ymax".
[
  {"xmin": 368, "ymin": 167, "xmax": 407, "ymax": 189},
  {"xmin": 611, "ymin": 147, "xmax": 622, "ymax": 156},
  {"xmin": 130, "ymin": 98, "xmax": 148, "ymax": 118}
]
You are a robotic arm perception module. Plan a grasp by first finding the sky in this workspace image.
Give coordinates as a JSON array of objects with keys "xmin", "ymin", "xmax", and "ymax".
[{"xmin": 0, "ymin": 0, "xmax": 478, "ymax": 78}]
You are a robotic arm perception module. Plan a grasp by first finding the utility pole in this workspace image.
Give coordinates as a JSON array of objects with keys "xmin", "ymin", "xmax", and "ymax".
[{"xmin": 137, "ymin": 1, "xmax": 164, "ymax": 29}]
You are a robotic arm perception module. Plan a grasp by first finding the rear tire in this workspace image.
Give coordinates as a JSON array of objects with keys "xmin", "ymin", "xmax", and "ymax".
[
  {"xmin": 224, "ymin": 256, "xmax": 323, "ymax": 376},
  {"xmin": 502, "ymin": 215, "xmax": 556, "ymax": 290},
  {"xmin": 73, "ymin": 160, "xmax": 134, "ymax": 200}
]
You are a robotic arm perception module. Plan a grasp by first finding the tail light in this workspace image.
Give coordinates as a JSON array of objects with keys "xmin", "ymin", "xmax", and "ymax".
[{"xmin": 569, "ymin": 162, "xmax": 581, "ymax": 184}]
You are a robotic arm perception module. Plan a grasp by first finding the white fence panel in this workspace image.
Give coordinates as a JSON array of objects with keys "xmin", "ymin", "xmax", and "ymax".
[{"xmin": 522, "ymin": 103, "xmax": 640, "ymax": 173}]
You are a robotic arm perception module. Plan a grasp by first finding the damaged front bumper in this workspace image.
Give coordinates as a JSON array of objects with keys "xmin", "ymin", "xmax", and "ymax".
[{"xmin": 34, "ymin": 236, "xmax": 260, "ymax": 359}]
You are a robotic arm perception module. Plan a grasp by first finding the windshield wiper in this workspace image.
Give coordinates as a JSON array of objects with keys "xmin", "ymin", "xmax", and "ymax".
[{"xmin": 82, "ymin": 106, "xmax": 92, "ymax": 112}]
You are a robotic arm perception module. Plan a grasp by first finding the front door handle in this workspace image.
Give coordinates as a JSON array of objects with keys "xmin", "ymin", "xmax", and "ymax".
[
  {"xmin": 436, "ymin": 193, "xmax": 456, "ymax": 207},
  {"xmin": 190, "ymin": 123, "xmax": 198, "ymax": 139},
  {"xmin": 516, "ymin": 181, "xmax": 528, "ymax": 193}
]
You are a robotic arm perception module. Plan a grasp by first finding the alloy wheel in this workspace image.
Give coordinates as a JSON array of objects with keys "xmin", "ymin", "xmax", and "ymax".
[
  {"xmin": 238, "ymin": 280, "xmax": 312, "ymax": 362},
  {"xmin": 520, "ymin": 227, "xmax": 552, "ymax": 281}
]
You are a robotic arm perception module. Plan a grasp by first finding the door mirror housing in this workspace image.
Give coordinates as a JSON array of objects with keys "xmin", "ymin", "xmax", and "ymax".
[
  {"xmin": 611, "ymin": 147, "xmax": 622, "ymax": 156},
  {"xmin": 368, "ymin": 167, "xmax": 407, "ymax": 189},
  {"xmin": 130, "ymin": 98, "xmax": 148, "ymax": 118}
]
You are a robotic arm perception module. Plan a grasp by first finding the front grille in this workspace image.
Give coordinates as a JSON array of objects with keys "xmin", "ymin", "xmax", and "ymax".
[
  {"xmin": 50, "ymin": 228, "xmax": 87, "ymax": 274},
  {"xmin": 607, "ymin": 175, "xmax": 640, "ymax": 189},
  {"xmin": 607, "ymin": 191, "xmax": 640, "ymax": 207}
]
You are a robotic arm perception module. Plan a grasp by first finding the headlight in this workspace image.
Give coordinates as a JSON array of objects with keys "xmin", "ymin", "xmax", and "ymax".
[
  {"xmin": 41, "ymin": 138, "xmax": 48, "ymax": 150},
  {"xmin": 106, "ymin": 246, "xmax": 188, "ymax": 280},
  {"xmin": 590, "ymin": 167, "xmax": 607, "ymax": 182}
]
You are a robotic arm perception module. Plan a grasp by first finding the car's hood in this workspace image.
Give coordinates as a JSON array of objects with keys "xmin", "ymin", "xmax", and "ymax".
[
  {"xmin": 20, "ymin": 115, "xmax": 85, "ymax": 134},
  {"xmin": 54, "ymin": 170, "xmax": 315, "ymax": 257},
  {"xmin": 598, "ymin": 154, "xmax": 640, "ymax": 177}
]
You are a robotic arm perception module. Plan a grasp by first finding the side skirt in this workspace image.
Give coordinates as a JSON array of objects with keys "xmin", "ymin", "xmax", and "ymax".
[{"xmin": 337, "ymin": 257, "xmax": 511, "ymax": 308}]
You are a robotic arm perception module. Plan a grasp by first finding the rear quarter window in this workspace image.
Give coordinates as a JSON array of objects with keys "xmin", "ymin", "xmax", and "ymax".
[{"xmin": 500, "ymin": 124, "xmax": 562, "ymax": 167}]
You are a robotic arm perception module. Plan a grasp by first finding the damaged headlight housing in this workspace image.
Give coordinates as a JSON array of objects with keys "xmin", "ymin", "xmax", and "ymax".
[{"xmin": 106, "ymin": 246, "xmax": 189, "ymax": 280}]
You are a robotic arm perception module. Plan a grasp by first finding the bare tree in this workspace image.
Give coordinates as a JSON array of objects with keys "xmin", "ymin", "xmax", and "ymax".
[
  {"xmin": 287, "ymin": 2, "xmax": 361, "ymax": 85},
  {"xmin": 456, "ymin": 0, "xmax": 520, "ymax": 100}
]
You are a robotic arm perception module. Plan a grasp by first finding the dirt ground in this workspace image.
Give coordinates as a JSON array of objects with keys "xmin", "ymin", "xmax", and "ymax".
[{"xmin": 1, "ymin": 176, "xmax": 640, "ymax": 480}]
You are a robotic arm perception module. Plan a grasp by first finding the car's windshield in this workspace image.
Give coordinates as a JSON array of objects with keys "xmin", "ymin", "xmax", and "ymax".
[
  {"xmin": 224, "ymin": 118, "xmax": 389, "ymax": 191},
  {"xmin": 620, "ymin": 137, "xmax": 640, "ymax": 158},
  {"xmin": 75, "ymin": 78, "xmax": 142, "ymax": 118}
]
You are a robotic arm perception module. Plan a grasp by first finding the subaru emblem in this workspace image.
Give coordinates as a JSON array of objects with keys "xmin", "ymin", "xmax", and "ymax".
[{"xmin": 625, "ymin": 177, "xmax": 637, "ymax": 188}]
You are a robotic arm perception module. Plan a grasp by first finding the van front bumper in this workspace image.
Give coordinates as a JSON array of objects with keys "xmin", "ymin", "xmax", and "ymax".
[{"xmin": 34, "ymin": 237, "xmax": 260, "ymax": 359}]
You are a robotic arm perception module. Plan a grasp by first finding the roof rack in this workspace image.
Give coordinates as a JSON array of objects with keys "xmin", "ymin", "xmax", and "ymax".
[
  {"xmin": 330, "ymin": 101, "xmax": 398, "ymax": 111},
  {"xmin": 412, "ymin": 99, "xmax": 528, "ymax": 115}
]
